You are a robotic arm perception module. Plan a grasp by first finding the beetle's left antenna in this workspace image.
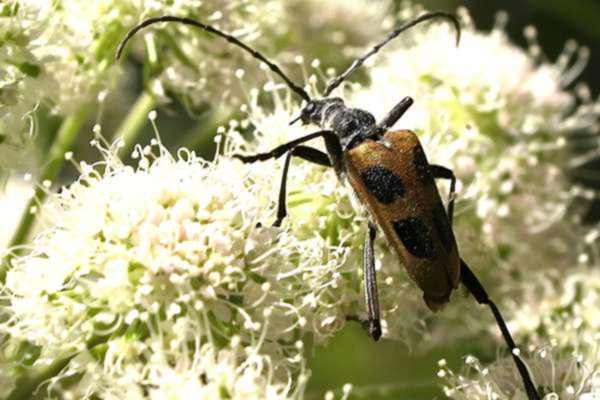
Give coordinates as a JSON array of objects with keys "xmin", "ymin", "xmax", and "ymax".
[
  {"xmin": 324, "ymin": 11, "xmax": 461, "ymax": 96},
  {"xmin": 116, "ymin": 16, "xmax": 312, "ymax": 102}
]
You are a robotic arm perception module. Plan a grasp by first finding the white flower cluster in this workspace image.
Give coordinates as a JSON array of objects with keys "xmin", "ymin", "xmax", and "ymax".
[
  {"xmin": 1, "ymin": 115, "xmax": 415, "ymax": 397},
  {"xmin": 439, "ymin": 265, "xmax": 600, "ymax": 399},
  {"xmin": 439, "ymin": 346, "xmax": 600, "ymax": 400},
  {"xmin": 0, "ymin": 0, "xmax": 273, "ymax": 141},
  {"xmin": 0, "ymin": 178, "xmax": 32, "ymax": 249},
  {"xmin": 52, "ymin": 341, "xmax": 301, "ymax": 400},
  {"xmin": 0, "ymin": 138, "xmax": 302, "ymax": 397},
  {"xmin": 508, "ymin": 267, "xmax": 600, "ymax": 355}
]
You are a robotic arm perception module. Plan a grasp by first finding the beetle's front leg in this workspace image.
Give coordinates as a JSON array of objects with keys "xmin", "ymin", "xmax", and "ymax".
[
  {"xmin": 233, "ymin": 130, "xmax": 335, "ymax": 163},
  {"xmin": 272, "ymin": 146, "xmax": 332, "ymax": 227}
]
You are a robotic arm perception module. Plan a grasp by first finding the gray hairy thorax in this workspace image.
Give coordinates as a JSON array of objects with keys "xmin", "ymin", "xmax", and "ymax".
[{"xmin": 302, "ymin": 98, "xmax": 377, "ymax": 150}]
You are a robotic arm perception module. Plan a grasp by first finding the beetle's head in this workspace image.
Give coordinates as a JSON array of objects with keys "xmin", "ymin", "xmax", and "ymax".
[{"xmin": 290, "ymin": 97, "xmax": 345, "ymax": 126}]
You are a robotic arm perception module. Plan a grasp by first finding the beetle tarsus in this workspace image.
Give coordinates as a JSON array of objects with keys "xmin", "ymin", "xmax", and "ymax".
[
  {"xmin": 345, "ymin": 315, "xmax": 382, "ymax": 341},
  {"xmin": 368, "ymin": 318, "xmax": 382, "ymax": 341},
  {"xmin": 272, "ymin": 218, "xmax": 284, "ymax": 228}
]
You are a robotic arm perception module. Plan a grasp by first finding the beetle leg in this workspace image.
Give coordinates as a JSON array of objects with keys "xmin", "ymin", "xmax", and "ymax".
[
  {"xmin": 273, "ymin": 146, "xmax": 332, "ymax": 227},
  {"xmin": 460, "ymin": 259, "xmax": 541, "ymax": 400},
  {"xmin": 430, "ymin": 164, "xmax": 456, "ymax": 226},
  {"xmin": 377, "ymin": 96, "xmax": 414, "ymax": 131},
  {"xmin": 233, "ymin": 130, "xmax": 336, "ymax": 163},
  {"xmin": 363, "ymin": 221, "xmax": 382, "ymax": 341}
]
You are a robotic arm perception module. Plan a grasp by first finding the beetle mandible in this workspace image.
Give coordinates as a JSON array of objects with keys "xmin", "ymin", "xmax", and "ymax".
[{"xmin": 117, "ymin": 12, "xmax": 540, "ymax": 400}]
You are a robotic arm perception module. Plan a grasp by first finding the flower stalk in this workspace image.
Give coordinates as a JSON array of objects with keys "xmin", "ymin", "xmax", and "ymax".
[{"xmin": 115, "ymin": 91, "xmax": 157, "ymax": 159}]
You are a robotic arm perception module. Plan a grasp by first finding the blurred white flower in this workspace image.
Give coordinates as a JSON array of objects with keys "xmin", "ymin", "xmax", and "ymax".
[
  {"xmin": 508, "ymin": 267, "xmax": 600, "ymax": 355},
  {"xmin": 0, "ymin": 0, "xmax": 391, "ymax": 164},
  {"xmin": 0, "ymin": 178, "xmax": 33, "ymax": 249}
]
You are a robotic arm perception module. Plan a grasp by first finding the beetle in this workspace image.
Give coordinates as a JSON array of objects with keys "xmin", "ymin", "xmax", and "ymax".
[{"xmin": 117, "ymin": 12, "xmax": 540, "ymax": 400}]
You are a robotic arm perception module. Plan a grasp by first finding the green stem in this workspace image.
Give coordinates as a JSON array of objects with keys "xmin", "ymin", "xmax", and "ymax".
[
  {"xmin": 1, "ymin": 108, "xmax": 88, "ymax": 281},
  {"xmin": 7, "ymin": 335, "xmax": 109, "ymax": 400},
  {"xmin": 7, "ymin": 356, "xmax": 75, "ymax": 400},
  {"xmin": 175, "ymin": 105, "xmax": 233, "ymax": 156},
  {"xmin": 115, "ymin": 91, "xmax": 157, "ymax": 159}
]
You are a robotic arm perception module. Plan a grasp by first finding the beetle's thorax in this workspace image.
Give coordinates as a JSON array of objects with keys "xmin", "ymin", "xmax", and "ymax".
[{"xmin": 301, "ymin": 98, "xmax": 377, "ymax": 150}]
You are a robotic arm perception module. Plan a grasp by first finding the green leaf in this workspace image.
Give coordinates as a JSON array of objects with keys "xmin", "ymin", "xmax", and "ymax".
[
  {"xmin": 0, "ymin": 3, "xmax": 19, "ymax": 17},
  {"xmin": 247, "ymin": 271, "xmax": 267, "ymax": 284},
  {"xmin": 128, "ymin": 261, "xmax": 145, "ymax": 285},
  {"xmin": 16, "ymin": 62, "xmax": 41, "ymax": 78},
  {"xmin": 156, "ymin": 30, "xmax": 198, "ymax": 71}
]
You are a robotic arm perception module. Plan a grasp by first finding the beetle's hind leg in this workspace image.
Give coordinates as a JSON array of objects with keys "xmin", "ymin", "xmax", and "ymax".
[
  {"xmin": 430, "ymin": 164, "xmax": 456, "ymax": 226},
  {"xmin": 460, "ymin": 259, "xmax": 541, "ymax": 400},
  {"xmin": 363, "ymin": 221, "xmax": 382, "ymax": 340},
  {"xmin": 346, "ymin": 221, "xmax": 382, "ymax": 341},
  {"xmin": 272, "ymin": 146, "xmax": 332, "ymax": 227}
]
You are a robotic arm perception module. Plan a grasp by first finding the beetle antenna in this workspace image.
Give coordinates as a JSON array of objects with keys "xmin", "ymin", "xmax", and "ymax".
[
  {"xmin": 324, "ymin": 11, "xmax": 461, "ymax": 96},
  {"xmin": 116, "ymin": 16, "xmax": 311, "ymax": 102}
]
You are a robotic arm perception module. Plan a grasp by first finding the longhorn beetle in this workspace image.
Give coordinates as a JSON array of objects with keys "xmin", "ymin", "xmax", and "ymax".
[{"xmin": 117, "ymin": 12, "xmax": 541, "ymax": 400}]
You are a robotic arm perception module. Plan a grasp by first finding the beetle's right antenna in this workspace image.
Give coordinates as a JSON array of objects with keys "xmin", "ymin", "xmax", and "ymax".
[
  {"xmin": 324, "ymin": 11, "xmax": 461, "ymax": 96},
  {"xmin": 116, "ymin": 16, "xmax": 312, "ymax": 102}
]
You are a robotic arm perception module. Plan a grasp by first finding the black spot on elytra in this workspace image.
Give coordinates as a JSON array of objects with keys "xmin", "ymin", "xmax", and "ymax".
[
  {"xmin": 432, "ymin": 203, "xmax": 455, "ymax": 253},
  {"xmin": 392, "ymin": 218, "xmax": 436, "ymax": 259},
  {"xmin": 360, "ymin": 166, "xmax": 405, "ymax": 204},
  {"xmin": 412, "ymin": 146, "xmax": 434, "ymax": 185}
]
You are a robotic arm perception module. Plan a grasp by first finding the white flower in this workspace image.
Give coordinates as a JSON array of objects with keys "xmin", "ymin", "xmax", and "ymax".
[
  {"xmin": 47, "ymin": 341, "xmax": 303, "ymax": 400},
  {"xmin": 441, "ymin": 345, "xmax": 600, "ymax": 399}
]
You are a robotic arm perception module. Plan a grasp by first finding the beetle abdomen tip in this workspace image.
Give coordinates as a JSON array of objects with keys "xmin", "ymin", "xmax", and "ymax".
[{"xmin": 423, "ymin": 292, "xmax": 451, "ymax": 312}]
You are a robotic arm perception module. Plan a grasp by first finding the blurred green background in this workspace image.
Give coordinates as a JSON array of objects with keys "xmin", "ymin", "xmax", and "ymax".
[{"xmin": 305, "ymin": 1, "xmax": 600, "ymax": 399}]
